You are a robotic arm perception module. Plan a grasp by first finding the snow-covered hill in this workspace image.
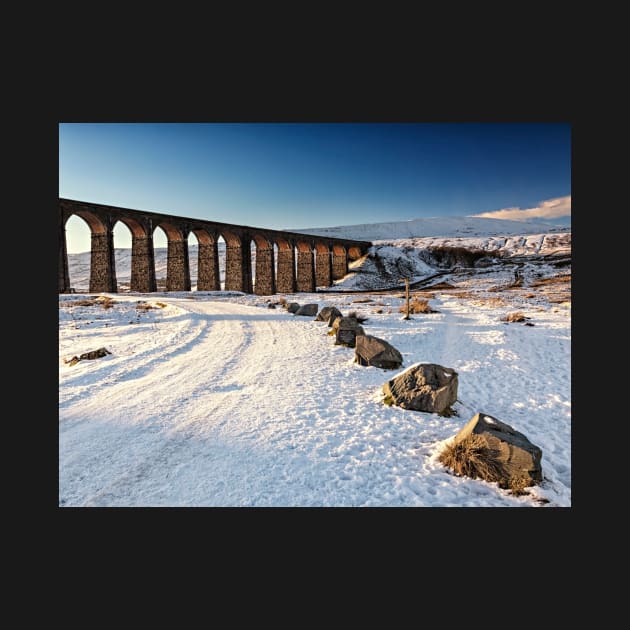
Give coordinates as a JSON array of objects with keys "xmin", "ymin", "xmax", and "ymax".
[{"xmin": 292, "ymin": 215, "xmax": 568, "ymax": 241}]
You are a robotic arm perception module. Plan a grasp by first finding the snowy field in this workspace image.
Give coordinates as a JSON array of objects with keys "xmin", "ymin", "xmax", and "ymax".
[
  {"xmin": 61, "ymin": 216, "xmax": 570, "ymax": 507},
  {"xmin": 59, "ymin": 287, "xmax": 570, "ymax": 507}
]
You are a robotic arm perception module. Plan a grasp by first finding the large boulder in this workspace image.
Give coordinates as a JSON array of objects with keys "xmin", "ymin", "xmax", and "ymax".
[
  {"xmin": 383, "ymin": 363, "xmax": 458, "ymax": 415},
  {"xmin": 442, "ymin": 412, "xmax": 543, "ymax": 490},
  {"xmin": 287, "ymin": 302, "xmax": 300, "ymax": 314},
  {"xmin": 355, "ymin": 335, "xmax": 403, "ymax": 369},
  {"xmin": 315, "ymin": 306, "xmax": 343, "ymax": 326},
  {"xmin": 333, "ymin": 316, "xmax": 365, "ymax": 348},
  {"xmin": 295, "ymin": 303, "xmax": 318, "ymax": 316}
]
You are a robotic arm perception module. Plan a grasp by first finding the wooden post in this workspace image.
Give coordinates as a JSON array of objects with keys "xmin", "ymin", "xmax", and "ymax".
[{"xmin": 402, "ymin": 277, "xmax": 410, "ymax": 320}]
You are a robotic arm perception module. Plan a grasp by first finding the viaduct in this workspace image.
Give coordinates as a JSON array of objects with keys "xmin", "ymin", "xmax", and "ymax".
[{"xmin": 59, "ymin": 198, "xmax": 372, "ymax": 295}]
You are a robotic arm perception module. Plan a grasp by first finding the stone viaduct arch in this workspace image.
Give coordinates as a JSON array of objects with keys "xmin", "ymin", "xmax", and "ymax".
[{"xmin": 59, "ymin": 198, "xmax": 371, "ymax": 295}]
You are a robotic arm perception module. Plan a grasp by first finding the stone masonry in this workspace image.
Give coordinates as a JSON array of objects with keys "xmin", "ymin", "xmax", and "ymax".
[
  {"xmin": 296, "ymin": 249, "xmax": 316, "ymax": 292},
  {"xmin": 315, "ymin": 249, "xmax": 332, "ymax": 287},
  {"xmin": 196, "ymin": 241, "xmax": 220, "ymax": 291},
  {"xmin": 130, "ymin": 235, "xmax": 157, "ymax": 293},
  {"xmin": 59, "ymin": 198, "xmax": 371, "ymax": 295}
]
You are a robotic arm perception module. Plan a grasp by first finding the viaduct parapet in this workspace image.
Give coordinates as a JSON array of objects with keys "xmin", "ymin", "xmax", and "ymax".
[{"xmin": 59, "ymin": 198, "xmax": 372, "ymax": 295}]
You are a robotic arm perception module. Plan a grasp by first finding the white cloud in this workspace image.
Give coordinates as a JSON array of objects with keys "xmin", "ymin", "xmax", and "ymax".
[{"xmin": 472, "ymin": 195, "xmax": 571, "ymax": 221}]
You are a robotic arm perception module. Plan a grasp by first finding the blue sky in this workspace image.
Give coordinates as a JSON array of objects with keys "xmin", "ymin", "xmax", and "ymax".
[{"xmin": 60, "ymin": 123, "xmax": 571, "ymax": 252}]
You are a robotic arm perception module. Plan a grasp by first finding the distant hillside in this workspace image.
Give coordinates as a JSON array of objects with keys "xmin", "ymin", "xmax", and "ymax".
[{"xmin": 293, "ymin": 215, "xmax": 568, "ymax": 241}]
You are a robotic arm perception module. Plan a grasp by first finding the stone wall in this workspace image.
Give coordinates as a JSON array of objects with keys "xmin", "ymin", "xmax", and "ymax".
[
  {"xmin": 130, "ymin": 235, "xmax": 157, "ymax": 293},
  {"xmin": 225, "ymin": 239, "xmax": 253, "ymax": 293},
  {"xmin": 255, "ymin": 246, "xmax": 276, "ymax": 295},
  {"xmin": 166, "ymin": 240, "xmax": 191, "ymax": 291},
  {"xmin": 332, "ymin": 253, "xmax": 347, "ymax": 280},
  {"xmin": 59, "ymin": 224, "xmax": 70, "ymax": 293},
  {"xmin": 276, "ymin": 248, "xmax": 296, "ymax": 293},
  {"xmin": 315, "ymin": 250, "xmax": 332, "ymax": 287},
  {"xmin": 89, "ymin": 231, "xmax": 117, "ymax": 293},
  {"xmin": 197, "ymin": 242, "xmax": 220, "ymax": 291},
  {"xmin": 296, "ymin": 250, "xmax": 316, "ymax": 292}
]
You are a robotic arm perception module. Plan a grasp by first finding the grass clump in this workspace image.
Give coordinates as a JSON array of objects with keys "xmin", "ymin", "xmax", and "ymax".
[
  {"xmin": 439, "ymin": 435, "xmax": 505, "ymax": 484},
  {"xmin": 398, "ymin": 297, "xmax": 437, "ymax": 314},
  {"xmin": 438, "ymin": 435, "xmax": 532, "ymax": 495},
  {"xmin": 502, "ymin": 311, "xmax": 527, "ymax": 323}
]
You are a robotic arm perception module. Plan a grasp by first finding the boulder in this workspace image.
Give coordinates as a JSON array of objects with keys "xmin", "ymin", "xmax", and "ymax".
[
  {"xmin": 383, "ymin": 363, "xmax": 458, "ymax": 415},
  {"xmin": 64, "ymin": 346, "xmax": 111, "ymax": 367},
  {"xmin": 355, "ymin": 335, "xmax": 403, "ymax": 369},
  {"xmin": 295, "ymin": 303, "xmax": 318, "ymax": 316},
  {"xmin": 333, "ymin": 316, "xmax": 365, "ymax": 347},
  {"xmin": 446, "ymin": 412, "xmax": 543, "ymax": 489},
  {"xmin": 315, "ymin": 306, "xmax": 343, "ymax": 326},
  {"xmin": 329, "ymin": 314, "xmax": 343, "ymax": 328},
  {"xmin": 287, "ymin": 302, "xmax": 300, "ymax": 314}
]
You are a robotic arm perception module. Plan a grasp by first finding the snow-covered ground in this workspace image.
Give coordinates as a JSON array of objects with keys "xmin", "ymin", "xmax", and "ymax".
[
  {"xmin": 60, "ymin": 216, "xmax": 570, "ymax": 507},
  {"xmin": 59, "ymin": 287, "xmax": 570, "ymax": 507}
]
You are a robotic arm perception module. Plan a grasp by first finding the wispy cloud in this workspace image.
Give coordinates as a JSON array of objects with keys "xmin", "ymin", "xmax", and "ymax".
[{"xmin": 471, "ymin": 195, "xmax": 571, "ymax": 221}]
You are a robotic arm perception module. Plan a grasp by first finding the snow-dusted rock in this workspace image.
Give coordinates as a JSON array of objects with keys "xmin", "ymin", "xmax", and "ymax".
[
  {"xmin": 295, "ymin": 303, "xmax": 318, "ymax": 316},
  {"xmin": 355, "ymin": 335, "xmax": 403, "ymax": 369},
  {"xmin": 333, "ymin": 317, "xmax": 365, "ymax": 348},
  {"xmin": 315, "ymin": 306, "xmax": 343, "ymax": 326},
  {"xmin": 449, "ymin": 412, "xmax": 543, "ymax": 488},
  {"xmin": 383, "ymin": 363, "xmax": 458, "ymax": 415},
  {"xmin": 287, "ymin": 302, "xmax": 300, "ymax": 314}
]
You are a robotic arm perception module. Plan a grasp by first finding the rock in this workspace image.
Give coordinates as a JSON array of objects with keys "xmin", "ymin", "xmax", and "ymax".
[
  {"xmin": 267, "ymin": 303, "xmax": 276, "ymax": 309},
  {"xmin": 295, "ymin": 303, "xmax": 318, "ymax": 316},
  {"xmin": 383, "ymin": 363, "xmax": 458, "ymax": 415},
  {"xmin": 65, "ymin": 347, "xmax": 111, "ymax": 367},
  {"xmin": 355, "ymin": 335, "xmax": 403, "ymax": 369},
  {"xmin": 315, "ymin": 306, "xmax": 343, "ymax": 325},
  {"xmin": 287, "ymin": 302, "xmax": 300, "ymax": 314},
  {"xmin": 333, "ymin": 316, "xmax": 365, "ymax": 347},
  {"xmin": 80, "ymin": 347, "xmax": 111, "ymax": 360},
  {"xmin": 329, "ymin": 314, "xmax": 343, "ymax": 328},
  {"xmin": 446, "ymin": 412, "xmax": 543, "ymax": 489}
]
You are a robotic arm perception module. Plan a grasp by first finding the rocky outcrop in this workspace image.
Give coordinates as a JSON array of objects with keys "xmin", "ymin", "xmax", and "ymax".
[
  {"xmin": 355, "ymin": 335, "xmax": 403, "ymax": 369},
  {"xmin": 383, "ymin": 363, "xmax": 458, "ymax": 415}
]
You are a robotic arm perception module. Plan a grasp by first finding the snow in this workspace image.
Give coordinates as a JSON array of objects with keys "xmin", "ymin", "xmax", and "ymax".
[
  {"xmin": 59, "ymin": 287, "xmax": 570, "ymax": 507},
  {"xmin": 292, "ymin": 215, "xmax": 569, "ymax": 241},
  {"xmin": 60, "ymin": 217, "xmax": 570, "ymax": 507}
]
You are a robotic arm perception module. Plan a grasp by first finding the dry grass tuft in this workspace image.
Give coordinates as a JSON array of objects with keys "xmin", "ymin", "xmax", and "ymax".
[
  {"xmin": 351, "ymin": 298, "xmax": 373, "ymax": 303},
  {"xmin": 439, "ymin": 434, "xmax": 535, "ymax": 495},
  {"xmin": 61, "ymin": 296, "xmax": 116, "ymax": 309},
  {"xmin": 439, "ymin": 434, "xmax": 505, "ymax": 483},
  {"xmin": 96, "ymin": 296, "xmax": 116, "ymax": 309},
  {"xmin": 155, "ymin": 302, "xmax": 167, "ymax": 309},
  {"xmin": 136, "ymin": 303, "xmax": 154, "ymax": 311},
  {"xmin": 278, "ymin": 296, "xmax": 287, "ymax": 305},
  {"xmin": 502, "ymin": 311, "xmax": 527, "ymax": 323},
  {"xmin": 398, "ymin": 297, "xmax": 437, "ymax": 314}
]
